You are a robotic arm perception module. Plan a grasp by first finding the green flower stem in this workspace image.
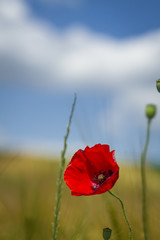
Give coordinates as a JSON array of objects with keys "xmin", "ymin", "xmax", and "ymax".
[
  {"xmin": 52, "ymin": 93, "xmax": 77, "ymax": 240},
  {"xmin": 108, "ymin": 190, "xmax": 132, "ymax": 240},
  {"xmin": 141, "ymin": 119, "xmax": 151, "ymax": 240}
]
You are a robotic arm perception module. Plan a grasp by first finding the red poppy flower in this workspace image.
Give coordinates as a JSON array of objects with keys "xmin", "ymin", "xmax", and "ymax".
[{"xmin": 64, "ymin": 144, "xmax": 119, "ymax": 196}]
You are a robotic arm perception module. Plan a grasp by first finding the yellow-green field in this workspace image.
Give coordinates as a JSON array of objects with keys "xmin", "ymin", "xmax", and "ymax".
[{"xmin": 0, "ymin": 154, "xmax": 159, "ymax": 240}]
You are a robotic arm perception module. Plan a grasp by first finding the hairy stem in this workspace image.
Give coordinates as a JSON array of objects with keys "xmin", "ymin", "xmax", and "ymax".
[
  {"xmin": 52, "ymin": 93, "xmax": 77, "ymax": 240},
  {"xmin": 141, "ymin": 119, "xmax": 151, "ymax": 240},
  {"xmin": 108, "ymin": 190, "xmax": 132, "ymax": 240}
]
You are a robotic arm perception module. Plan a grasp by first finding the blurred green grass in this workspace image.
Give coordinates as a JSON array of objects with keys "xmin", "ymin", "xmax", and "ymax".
[{"xmin": 0, "ymin": 154, "xmax": 159, "ymax": 240}]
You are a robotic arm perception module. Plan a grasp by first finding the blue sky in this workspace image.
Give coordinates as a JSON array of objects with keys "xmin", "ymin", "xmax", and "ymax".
[
  {"xmin": 28, "ymin": 0, "xmax": 160, "ymax": 38},
  {"xmin": 0, "ymin": 0, "xmax": 160, "ymax": 164}
]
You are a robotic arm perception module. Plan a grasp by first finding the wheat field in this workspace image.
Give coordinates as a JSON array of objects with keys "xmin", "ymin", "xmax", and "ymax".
[{"xmin": 0, "ymin": 154, "xmax": 159, "ymax": 240}]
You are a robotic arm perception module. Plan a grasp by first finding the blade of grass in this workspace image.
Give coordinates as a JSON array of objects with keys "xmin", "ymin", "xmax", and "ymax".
[{"xmin": 52, "ymin": 93, "xmax": 77, "ymax": 240}]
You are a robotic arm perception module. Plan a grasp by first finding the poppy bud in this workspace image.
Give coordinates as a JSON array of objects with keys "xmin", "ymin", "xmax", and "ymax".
[
  {"xmin": 145, "ymin": 104, "xmax": 156, "ymax": 119},
  {"xmin": 103, "ymin": 228, "xmax": 112, "ymax": 240},
  {"xmin": 156, "ymin": 79, "xmax": 160, "ymax": 93}
]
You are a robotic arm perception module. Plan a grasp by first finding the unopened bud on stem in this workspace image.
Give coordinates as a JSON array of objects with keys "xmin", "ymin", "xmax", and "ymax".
[
  {"xmin": 156, "ymin": 79, "xmax": 160, "ymax": 93},
  {"xmin": 145, "ymin": 104, "xmax": 156, "ymax": 120},
  {"xmin": 103, "ymin": 228, "xmax": 112, "ymax": 240}
]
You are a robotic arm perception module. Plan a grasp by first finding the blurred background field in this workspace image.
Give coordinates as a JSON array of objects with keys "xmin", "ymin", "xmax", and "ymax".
[{"xmin": 0, "ymin": 154, "xmax": 159, "ymax": 240}]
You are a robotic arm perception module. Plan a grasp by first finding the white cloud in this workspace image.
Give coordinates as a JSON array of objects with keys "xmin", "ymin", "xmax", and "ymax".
[
  {"xmin": 0, "ymin": 0, "xmax": 160, "ymax": 90},
  {"xmin": 0, "ymin": 0, "xmax": 28, "ymax": 22}
]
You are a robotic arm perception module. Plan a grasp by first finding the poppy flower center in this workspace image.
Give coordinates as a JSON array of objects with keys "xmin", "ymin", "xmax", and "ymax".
[
  {"xmin": 91, "ymin": 170, "xmax": 113, "ymax": 190},
  {"xmin": 98, "ymin": 173, "xmax": 106, "ymax": 182}
]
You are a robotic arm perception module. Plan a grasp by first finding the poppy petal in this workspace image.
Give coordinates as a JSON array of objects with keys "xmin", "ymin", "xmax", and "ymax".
[{"xmin": 64, "ymin": 149, "xmax": 94, "ymax": 195}]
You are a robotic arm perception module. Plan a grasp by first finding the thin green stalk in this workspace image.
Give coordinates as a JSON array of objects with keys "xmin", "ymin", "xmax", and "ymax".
[
  {"xmin": 108, "ymin": 190, "xmax": 132, "ymax": 240},
  {"xmin": 52, "ymin": 93, "xmax": 77, "ymax": 240},
  {"xmin": 141, "ymin": 119, "xmax": 151, "ymax": 240}
]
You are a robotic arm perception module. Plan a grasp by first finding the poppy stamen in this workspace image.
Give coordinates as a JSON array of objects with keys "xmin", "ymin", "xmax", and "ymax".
[
  {"xmin": 93, "ymin": 169, "xmax": 113, "ymax": 185},
  {"xmin": 98, "ymin": 173, "xmax": 106, "ymax": 181}
]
